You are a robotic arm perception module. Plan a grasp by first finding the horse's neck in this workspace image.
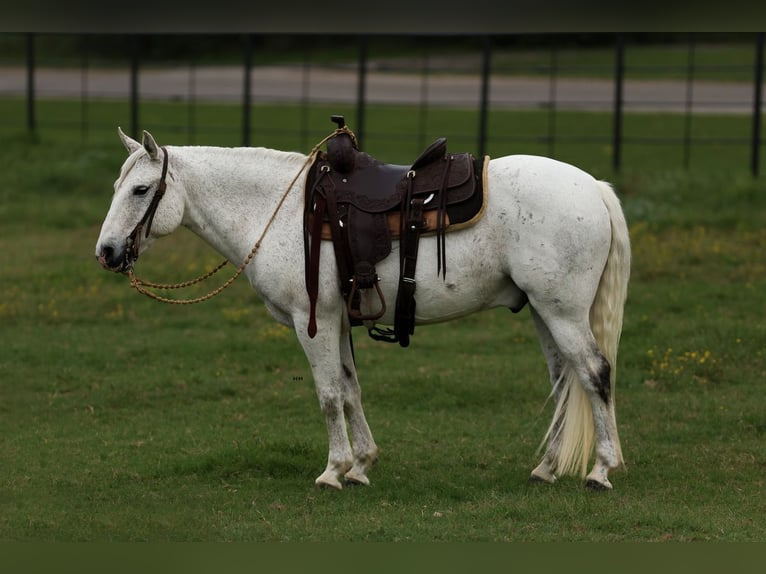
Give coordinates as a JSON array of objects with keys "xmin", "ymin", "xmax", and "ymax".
[{"xmin": 176, "ymin": 146, "xmax": 308, "ymax": 263}]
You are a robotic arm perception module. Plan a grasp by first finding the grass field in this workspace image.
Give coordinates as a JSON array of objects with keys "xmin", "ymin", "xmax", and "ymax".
[{"xmin": 0, "ymin": 104, "xmax": 765, "ymax": 542}]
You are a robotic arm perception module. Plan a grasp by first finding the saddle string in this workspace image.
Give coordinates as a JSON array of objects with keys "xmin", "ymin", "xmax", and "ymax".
[
  {"xmin": 436, "ymin": 155, "xmax": 453, "ymax": 279},
  {"xmin": 128, "ymin": 126, "xmax": 357, "ymax": 305}
]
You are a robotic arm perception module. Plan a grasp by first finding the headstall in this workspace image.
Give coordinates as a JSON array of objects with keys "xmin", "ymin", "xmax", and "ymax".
[{"xmin": 125, "ymin": 146, "xmax": 169, "ymax": 268}]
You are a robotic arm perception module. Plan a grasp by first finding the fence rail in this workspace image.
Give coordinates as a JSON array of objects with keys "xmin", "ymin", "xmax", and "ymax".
[{"xmin": 1, "ymin": 32, "xmax": 764, "ymax": 175}]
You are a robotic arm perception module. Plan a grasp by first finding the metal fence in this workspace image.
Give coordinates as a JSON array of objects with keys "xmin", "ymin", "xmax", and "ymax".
[{"xmin": 1, "ymin": 33, "xmax": 764, "ymax": 175}]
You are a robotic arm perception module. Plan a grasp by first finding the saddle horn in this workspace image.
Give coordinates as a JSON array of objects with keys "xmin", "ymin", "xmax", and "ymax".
[{"xmin": 326, "ymin": 115, "xmax": 358, "ymax": 173}]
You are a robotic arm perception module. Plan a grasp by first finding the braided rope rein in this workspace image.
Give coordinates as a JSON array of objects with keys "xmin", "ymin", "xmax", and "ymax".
[{"xmin": 127, "ymin": 128, "xmax": 353, "ymax": 305}]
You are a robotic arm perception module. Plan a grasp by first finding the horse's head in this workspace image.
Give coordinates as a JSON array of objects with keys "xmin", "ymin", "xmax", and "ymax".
[{"xmin": 95, "ymin": 128, "xmax": 184, "ymax": 272}]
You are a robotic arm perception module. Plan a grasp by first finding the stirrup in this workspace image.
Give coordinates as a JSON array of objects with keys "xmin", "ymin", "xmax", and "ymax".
[{"xmin": 347, "ymin": 276, "xmax": 386, "ymax": 321}]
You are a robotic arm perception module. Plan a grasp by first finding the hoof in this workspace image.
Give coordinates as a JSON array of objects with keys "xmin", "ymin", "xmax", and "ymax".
[
  {"xmin": 529, "ymin": 465, "xmax": 557, "ymax": 484},
  {"xmin": 315, "ymin": 479, "xmax": 343, "ymax": 491},
  {"xmin": 315, "ymin": 471, "xmax": 344, "ymax": 491},
  {"xmin": 585, "ymin": 478, "xmax": 613, "ymax": 491},
  {"xmin": 530, "ymin": 460, "xmax": 556, "ymax": 484},
  {"xmin": 344, "ymin": 470, "xmax": 371, "ymax": 486},
  {"xmin": 529, "ymin": 473, "xmax": 555, "ymax": 485}
]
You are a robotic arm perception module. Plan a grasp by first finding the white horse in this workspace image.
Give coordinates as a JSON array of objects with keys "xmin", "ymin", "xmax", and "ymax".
[{"xmin": 96, "ymin": 128, "xmax": 630, "ymax": 490}]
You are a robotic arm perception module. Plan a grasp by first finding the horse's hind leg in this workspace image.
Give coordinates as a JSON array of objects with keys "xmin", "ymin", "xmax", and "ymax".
[
  {"xmin": 531, "ymin": 307, "xmax": 622, "ymax": 490},
  {"xmin": 529, "ymin": 307, "xmax": 566, "ymax": 484},
  {"xmin": 338, "ymin": 321, "xmax": 378, "ymax": 486}
]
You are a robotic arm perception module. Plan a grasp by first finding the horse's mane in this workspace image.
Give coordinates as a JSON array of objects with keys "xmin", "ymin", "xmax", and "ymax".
[
  {"xmin": 114, "ymin": 145, "xmax": 309, "ymax": 191},
  {"xmin": 221, "ymin": 146, "xmax": 308, "ymax": 164}
]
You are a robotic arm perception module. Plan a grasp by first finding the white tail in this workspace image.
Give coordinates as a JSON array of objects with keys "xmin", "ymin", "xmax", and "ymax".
[{"xmin": 545, "ymin": 181, "xmax": 631, "ymax": 477}]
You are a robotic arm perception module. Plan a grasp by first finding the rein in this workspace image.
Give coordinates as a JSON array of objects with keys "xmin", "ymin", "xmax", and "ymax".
[{"xmin": 126, "ymin": 128, "xmax": 355, "ymax": 304}]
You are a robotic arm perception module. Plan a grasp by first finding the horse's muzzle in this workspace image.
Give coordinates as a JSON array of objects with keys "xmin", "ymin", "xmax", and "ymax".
[{"xmin": 96, "ymin": 243, "xmax": 131, "ymax": 273}]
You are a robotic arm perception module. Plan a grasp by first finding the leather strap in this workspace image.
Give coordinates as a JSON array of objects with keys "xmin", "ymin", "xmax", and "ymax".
[
  {"xmin": 436, "ymin": 155, "xmax": 453, "ymax": 278},
  {"xmin": 125, "ymin": 146, "xmax": 169, "ymax": 266},
  {"xmin": 393, "ymin": 172, "xmax": 426, "ymax": 348},
  {"xmin": 305, "ymin": 166, "xmax": 333, "ymax": 338},
  {"xmin": 306, "ymin": 193, "xmax": 326, "ymax": 338}
]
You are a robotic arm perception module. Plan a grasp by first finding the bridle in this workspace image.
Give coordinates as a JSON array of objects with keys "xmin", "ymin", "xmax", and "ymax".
[{"xmin": 124, "ymin": 146, "xmax": 169, "ymax": 268}]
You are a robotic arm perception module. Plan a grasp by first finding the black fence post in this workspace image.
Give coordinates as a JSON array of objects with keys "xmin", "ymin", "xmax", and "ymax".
[
  {"xmin": 548, "ymin": 42, "xmax": 558, "ymax": 159},
  {"xmin": 683, "ymin": 34, "xmax": 696, "ymax": 170},
  {"xmin": 300, "ymin": 45, "xmax": 311, "ymax": 152},
  {"xmin": 80, "ymin": 34, "xmax": 89, "ymax": 142},
  {"xmin": 130, "ymin": 35, "xmax": 140, "ymax": 140},
  {"xmin": 417, "ymin": 45, "xmax": 430, "ymax": 151},
  {"xmin": 751, "ymin": 32, "xmax": 764, "ymax": 177},
  {"xmin": 478, "ymin": 35, "xmax": 491, "ymax": 159},
  {"xmin": 356, "ymin": 35, "xmax": 368, "ymax": 147},
  {"xmin": 187, "ymin": 56, "xmax": 197, "ymax": 145},
  {"xmin": 612, "ymin": 33, "xmax": 625, "ymax": 172},
  {"xmin": 242, "ymin": 34, "xmax": 253, "ymax": 147},
  {"xmin": 26, "ymin": 33, "xmax": 35, "ymax": 134}
]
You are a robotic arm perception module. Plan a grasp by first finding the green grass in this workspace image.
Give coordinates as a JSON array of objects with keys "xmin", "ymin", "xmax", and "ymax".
[
  {"xmin": 0, "ymin": 105, "xmax": 765, "ymax": 541},
  {"xmin": 1, "ymin": 97, "xmax": 762, "ymax": 179},
  {"xmin": 491, "ymin": 39, "xmax": 760, "ymax": 82}
]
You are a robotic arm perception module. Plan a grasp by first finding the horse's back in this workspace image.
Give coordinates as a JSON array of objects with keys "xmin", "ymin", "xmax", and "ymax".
[
  {"xmin": 487, "ymin": 154, "xmax": 612, "ymax": 232},
  {"xmin": 488, "ymin": 154, "xmax": 606, "ymax": 204}
]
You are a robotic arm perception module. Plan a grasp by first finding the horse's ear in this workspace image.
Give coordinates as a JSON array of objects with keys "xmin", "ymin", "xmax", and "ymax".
[
  {"xmin": 141, "ymin": 130, "xmax": 160, "ymax": 161},
  {"xmin": 118, "ymin": 126, "xmax": 141, "ymax": 155}
]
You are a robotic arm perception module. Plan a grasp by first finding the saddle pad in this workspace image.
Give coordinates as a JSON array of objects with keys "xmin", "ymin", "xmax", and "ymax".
[{"xmin": 307, "ymin": 156, "xmax": 489, "ymax": 241}]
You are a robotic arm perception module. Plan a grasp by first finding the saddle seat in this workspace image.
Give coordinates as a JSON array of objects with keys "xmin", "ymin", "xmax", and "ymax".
[{"xmin": 304, "ymin": 116, "xmax": 487, "ymax": 347}]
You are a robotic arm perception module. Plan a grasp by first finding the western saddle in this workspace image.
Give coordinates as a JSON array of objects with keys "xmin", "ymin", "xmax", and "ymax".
[{"xmin": 304, "ymin": 116, "xmax": 486, "ymax": 347}]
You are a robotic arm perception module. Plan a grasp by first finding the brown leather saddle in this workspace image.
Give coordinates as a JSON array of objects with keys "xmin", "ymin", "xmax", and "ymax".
[{"xmin": 304, "ymin": 116, "xmax": 486, "ymax": 347}]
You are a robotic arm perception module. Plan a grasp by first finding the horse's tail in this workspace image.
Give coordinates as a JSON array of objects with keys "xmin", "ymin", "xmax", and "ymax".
[{"xmin": 548, "ymin": 180, "xmax": 631, "ymax": 477}]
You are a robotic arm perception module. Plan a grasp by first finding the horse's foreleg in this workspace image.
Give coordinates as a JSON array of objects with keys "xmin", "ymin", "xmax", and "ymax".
[
  {"xmin": 338, "ymin": 324, "xmax": 378, "ymax": 486},
  {"xmin": 295, "ymin": 316, "xmax": 354, "ymax": 490}
]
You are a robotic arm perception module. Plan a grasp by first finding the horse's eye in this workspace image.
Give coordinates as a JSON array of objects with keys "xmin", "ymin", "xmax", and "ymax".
[{"xmin": 133, "ymin": 185, "xmax": 150, "ymax": 196}]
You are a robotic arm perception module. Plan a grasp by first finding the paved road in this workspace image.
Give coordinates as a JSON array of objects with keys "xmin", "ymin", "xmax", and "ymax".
[{"xmin": 0, "ymin": 65, "xmax": 758, "ymax": 114}]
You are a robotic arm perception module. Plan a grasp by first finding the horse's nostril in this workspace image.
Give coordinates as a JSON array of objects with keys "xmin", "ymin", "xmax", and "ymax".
[{"xmin": 97, "ymin": 244, "xmax": 121, "ymax": 270}]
